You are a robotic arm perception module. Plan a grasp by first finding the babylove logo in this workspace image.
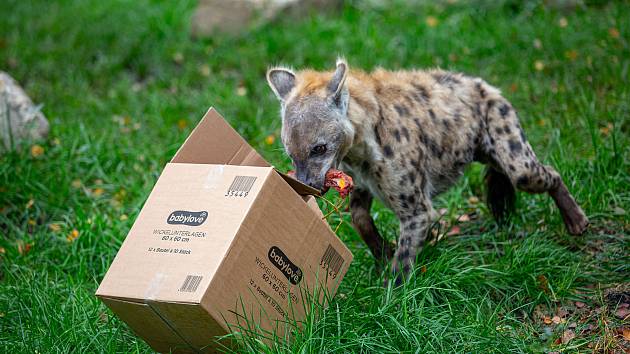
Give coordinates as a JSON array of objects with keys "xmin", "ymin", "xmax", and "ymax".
[
  {"xmin": 167, "ymin": 210, "xmax": 208, "ymax": 226},
  {"xmin": 268, "ymin": 246, "xmax": 303, "ymax": 285}
]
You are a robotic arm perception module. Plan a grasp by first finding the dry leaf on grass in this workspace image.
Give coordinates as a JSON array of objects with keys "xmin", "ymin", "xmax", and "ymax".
[
  {"xmin": 615, "ymin": 307, "xmax": 629, "ymax": 319},
  {"xmin": 17, "ymin": 241, "xmax": 33, "ymax": 255},
  {"xmin": 447, "ymin": 226, "xmax": 461, "ymax": 236},
  {"xmin": 457, "ymin": 214, "xmax": 470, "ymax": 222},
  {"xmin": 562, "ymin": 329, "xmax": 575, "ymax": 344},
  {"xmin": 30, "ymin": 144, "xmax": 44, "ymax": 158},
  {"xmin": 91, "ymin": 188, "xmax": 104, "ymax": 197},
  {"xmin": 66, "ymin": 229, "xmax": 79, "ymax": 242}
]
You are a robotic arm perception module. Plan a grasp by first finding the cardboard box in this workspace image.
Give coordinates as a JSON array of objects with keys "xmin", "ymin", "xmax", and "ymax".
[{"xmin": 96, "ymin": 108, "xmax": 353, "ymax": 353}]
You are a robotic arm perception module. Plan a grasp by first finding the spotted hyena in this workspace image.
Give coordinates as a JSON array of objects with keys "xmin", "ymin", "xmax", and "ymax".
[{"xmin": 266, "ymin": 59, "xmax": 589, "ymax": 285}]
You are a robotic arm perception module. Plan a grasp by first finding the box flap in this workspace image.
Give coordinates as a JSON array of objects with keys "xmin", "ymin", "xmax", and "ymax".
[
  {"xmin": 275, "ymin": 171, "xmax": 321, "ymax": 196},
  {"xmin": 171, "ymin": 107, "xmax": 269, "ymax": 167},
  {"xmin": 173, "ymin": 107, "xmax": 319, "ymax": 196}
]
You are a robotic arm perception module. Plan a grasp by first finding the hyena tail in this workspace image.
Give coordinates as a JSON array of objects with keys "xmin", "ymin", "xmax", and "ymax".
[{"xmin": 485, "ymin": 167, "xmax": 516, "ymax": 224}]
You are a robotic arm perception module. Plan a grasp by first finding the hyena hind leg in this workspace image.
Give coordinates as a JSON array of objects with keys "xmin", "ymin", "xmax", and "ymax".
[
  {"xmin": 485, "ymin": 166, "xmax": 516, "ymax": 224},
  {"xmin": 350, "ymin": 188, "xmax": 395, "ymax": 265},
  {"xmin": 484, "ymin": 99, "xmax": 589, "ymax": 235}
]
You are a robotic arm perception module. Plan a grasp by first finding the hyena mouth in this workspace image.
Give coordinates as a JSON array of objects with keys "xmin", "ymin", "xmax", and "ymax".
[{"xmin": 286, "ymin": 169, "xmax": 354, "ymax": 197}]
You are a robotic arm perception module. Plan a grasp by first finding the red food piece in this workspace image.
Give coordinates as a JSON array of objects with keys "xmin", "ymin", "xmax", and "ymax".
[
  {"xmin": 324, "ymin": 169, "xmax": 354, "ymax": 198},
  {"xmin": 286, "ymin": 169, "xmax": 354, "ymax": 198}
]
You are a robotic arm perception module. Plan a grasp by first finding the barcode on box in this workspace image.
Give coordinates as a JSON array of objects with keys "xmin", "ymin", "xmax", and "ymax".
[
  {"xmin": 226, "ymin": 176, "xmax": 257, "ymax": 197},
  {"xmin": 179, "ymin": 275, "xmax": 202, "ymax": 292},
  {"xmin": 320, "ymin": 244, "xmax": 344, "ymax": 278}
]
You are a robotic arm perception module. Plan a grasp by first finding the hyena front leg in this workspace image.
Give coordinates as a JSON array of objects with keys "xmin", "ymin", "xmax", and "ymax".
[
  {"xmin": 350, "ymin": 188, "xmax": 395, "ymax": 265},
  {"xmin": 389, "ymin": 194, "xmax": 436, "ymax": 286}
]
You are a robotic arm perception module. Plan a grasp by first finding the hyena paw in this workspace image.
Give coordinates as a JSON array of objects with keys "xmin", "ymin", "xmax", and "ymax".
[
  {"xmin": 383, "ymin": 260, "xmax": 411, "ymax": 288},
  {"xmin": 565, "ymin": 207, "xmax": 589, "ymax": 235}
]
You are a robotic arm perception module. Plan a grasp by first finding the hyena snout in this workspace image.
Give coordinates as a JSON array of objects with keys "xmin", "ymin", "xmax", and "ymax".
[{"xmin": 294, "ymin": 163, "xmax": 327, "ymax": 191}]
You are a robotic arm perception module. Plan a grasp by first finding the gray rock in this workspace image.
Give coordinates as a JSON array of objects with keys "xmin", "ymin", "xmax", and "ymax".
[
  {"xmin": 191, "ymin": 0, "xmax": 341, "ymax": 37},
  {"xmin": 0, "ymin": 72, "xmax": 49, "ymax": 151}
]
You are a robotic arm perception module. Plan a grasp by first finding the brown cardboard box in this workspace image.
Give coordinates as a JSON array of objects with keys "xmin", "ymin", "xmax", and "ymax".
[{"xmin": 96, "ymin": 108, "xmax": 353, "ymax": 353}]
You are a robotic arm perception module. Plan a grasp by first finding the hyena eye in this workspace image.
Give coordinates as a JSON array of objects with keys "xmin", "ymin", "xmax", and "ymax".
[{"xmin": 311, "ymin": 144, "xmax": 327, "ymax": 156}]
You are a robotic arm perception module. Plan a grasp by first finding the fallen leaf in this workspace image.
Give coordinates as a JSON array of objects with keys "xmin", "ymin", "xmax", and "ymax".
[
  {"xmin": 25, "ymin": 199, "xmax": 34, "ymax": 209},
  {"xmin": 533, "ymin": 38, "xmax": 542, "ymax": 49},
  {"xmin": 457, "ymin": 214, "xmax": 470, "ymax": 222},
  {"xmin": 447, "ymin": 226, "xmax": 461, "ymax": 236},
  {"xmin": 92, "ymin": 188, "xmax": 104, "ymax": 197},
  {"xmin": 552, "ymin": 315, "xmax": 561, "ymax": 324},
  {"xmin": 538, "ymin": 274, "xmax": 549, "ymax": 293},
  {"xmin": 608, "ymin": 27, "xmax": 620, "ymax": 39},
  {"xmin": 568, "ymin": 322, "xmax": 577, "ymax": 329},
  {"xmin": 66, "ymin": 229, "xmax": 79, "ymax": 242},
  {"xmin": 439, "ymin": 208, "xmax": 448, "ymax": 216},
  {"xmin": 172, "ymin": 52, "xmax": 184, "ymax": 64},
  {"xmin": 264, "ymin": 135, "xmax": 275, "ymax": 145},
  {"xmin": 177, "ymin": 119, "xmax": 188, "ymax": 130},
  {"xmin": 543, "ymin": 315, "xmax": 551, "ymax": 324},
  {"xmin": 48, "ymin": 223, "xmax": 61, "ymax": 232},
  {"xmin": 562, "ymin": 329, "xmax": 575, "ymax": 344},
  {"xmin": 71, "ymin": 179, "xmax": 82, "ymax": 188},
  {"xmin": 558, "ymin": 17, "xmax": 568, "ymax": 28},
  {"xmin": 564, "ymin": 50, "xmax": 578, "ymax": 61},
  {"xmin": 17, "ymin": 241, "xmax": 33, "ymax": 255},
  {"xmin": 623, "ymin": 328, "xmax": 630, "ymax": 341},
  {"xmin": 199, "ymin": 64, "xmax": 210, "ymax": 77},
  {"xmin": 27, "ymin": 219, "xmax": 36, "ymax": 226},
  {"xmin": 30, "ymin": 144, "xmax": 44, "ymax": 158},
  {"xmin": 236, "ymin": 85, "xmax": 247, "ymax": 96},
  {"xmin": 0, "ymin": 247, "xmax": 5, "ymax": 255},
  {"xmin": 599, "ymin": 122, "xmax": 613, "ymax": 136},
  {"xmin": 448, "ymin": 53, "xmax": 458, "ymax": 62},
  {"xmin": 420, "ymin": 265, "xmax": 427, "ymax": 273},
  {"xmin": 425, "ymin": 16, "xmax": 439, "ymax": 27},
  {"xmin": 612, "ymin": 206, "xmax": 626, "ymax": 216},
  {"xmin": 120, "ymin": 214, "xmax": 128, "ymax": 221},
  {"xmin": 534, "ymin": 61, "xmax": 545, "ymax": 71},
  {"xmin": 509, "ymin": 83, "xmax": 518, "ymax": 93},
  {"xmin": 615, "ymin": 307, "xmax": 629, "ymax": 319},
  {"xmin": 468, "ymin": 196, "xmax": 479, "ymax": 204},
  {"xmin": 575, "ymin": 301, "xmax": 585, "ymax": 308}
]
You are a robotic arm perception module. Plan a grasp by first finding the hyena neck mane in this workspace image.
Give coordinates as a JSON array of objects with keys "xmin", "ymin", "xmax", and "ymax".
[{"xmin": 341, "ymin": 72, "xmax": 390, "ymax": 166}]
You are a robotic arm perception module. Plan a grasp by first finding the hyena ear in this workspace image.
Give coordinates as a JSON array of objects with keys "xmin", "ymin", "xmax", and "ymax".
[
  {"xmin": 266, "ymin": 67, "xmax": 296, "ymax": 101},
  {"xmin": 327, "ymin": 58, "xmax": 348, "ymax": 107}
]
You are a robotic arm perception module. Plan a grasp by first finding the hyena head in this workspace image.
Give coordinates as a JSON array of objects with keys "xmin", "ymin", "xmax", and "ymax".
[{"xmin": 266, "ymin": 59, "xmax": 355, "ymax": 191}]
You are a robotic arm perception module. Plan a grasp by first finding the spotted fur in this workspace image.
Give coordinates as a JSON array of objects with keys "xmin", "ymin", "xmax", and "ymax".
[{"xmin": 267, "ymin": 59, "xmax": 589, "ymax": 286}]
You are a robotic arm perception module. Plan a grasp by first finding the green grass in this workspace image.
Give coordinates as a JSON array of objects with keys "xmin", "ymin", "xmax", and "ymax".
[{"xmin": 1, "ymin": 0, "xmax": 629, "ymax": 352}]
